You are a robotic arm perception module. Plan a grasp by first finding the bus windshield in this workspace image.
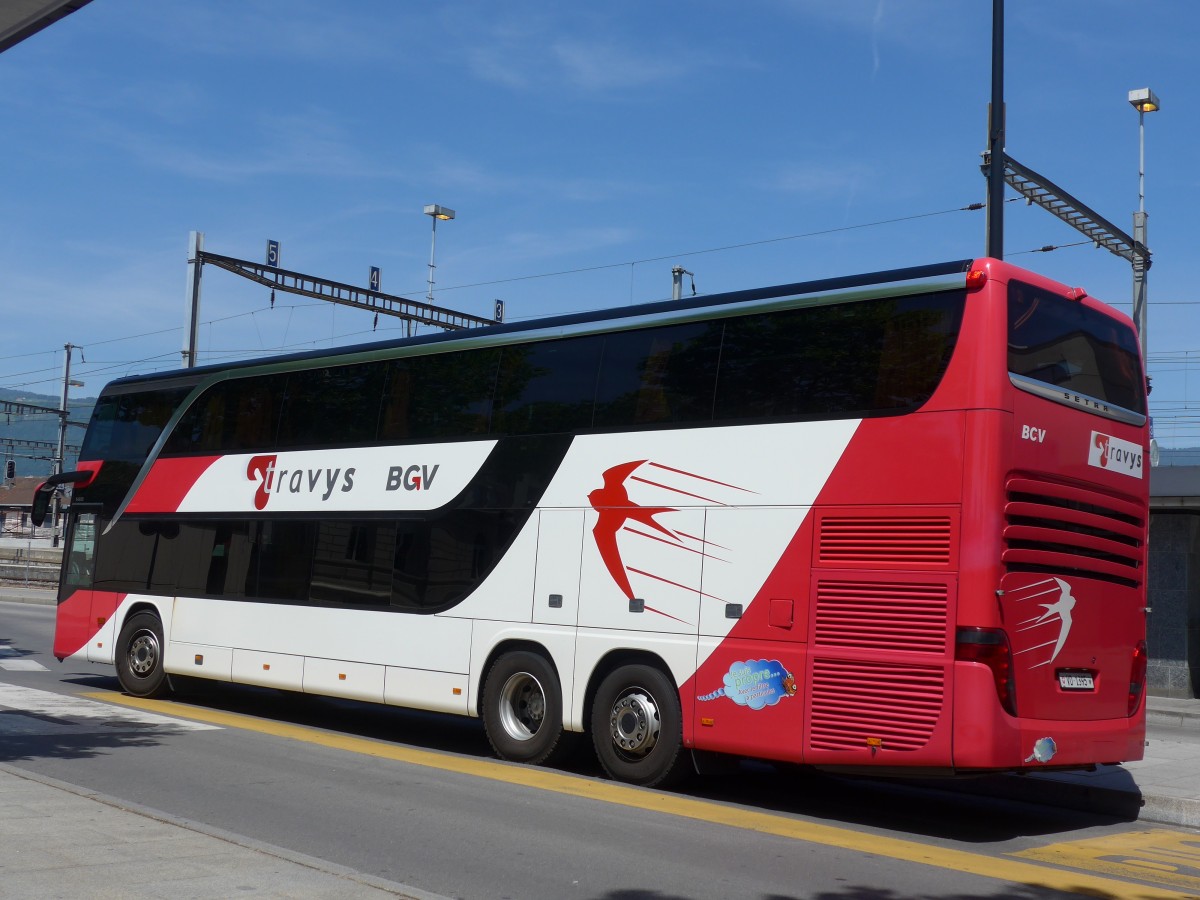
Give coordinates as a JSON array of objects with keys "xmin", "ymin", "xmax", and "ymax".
[{"xmin": 1007, "ymin": 280, "xmax": 1145, "ymax": 415}]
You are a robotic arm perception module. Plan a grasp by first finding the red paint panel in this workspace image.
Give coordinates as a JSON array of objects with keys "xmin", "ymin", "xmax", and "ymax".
[
  {"xmin": 124, "ymin": 456, "xmax": 220, "ymax": 514},
  {"xmin": 53, "ymin": 590, "xmax": 125, "ymax": 660}
]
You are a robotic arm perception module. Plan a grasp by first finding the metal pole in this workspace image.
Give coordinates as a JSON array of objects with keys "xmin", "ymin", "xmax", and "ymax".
[
  {"xmin": 1132, "ymin": 107, "xmax": 1149, "ymax": 362},
  {"xmin": 427, "ymin": 216, "xmax": 438, "ymax": 305},
  {"xmin": 1138, "ymin": 108, "xmax": 1146, "ymax": 214},
  {"xmin": 52, "ymin": 343, "xmax": 74, "ymax": 548},
  {"xmin": 183, "ymin": 231, "xmax": 204, "ymax": 368},
  {"xmin": 985, "ymin": 0, "xmax": 1005, "ymax": 259}
]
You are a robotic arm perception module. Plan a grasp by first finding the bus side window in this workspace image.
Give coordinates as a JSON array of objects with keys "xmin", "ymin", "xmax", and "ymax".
[
  {"xmin": 492, "ymin": 335, "xmax": 603, "ymax": 435},
  {"xmin": 405, "ymin": 349, "xmax": 500, "ymax": 441},
  {"xmin": 277, "ymin": 363, "xmax": 386, "ymax": 450},
  {"xmin": 593, "ymin": 322, "xmax": 720, "ymax": 428},
  {"xmin": 378, "ymin": 363, "xmax": 414, "ymax": 442}
]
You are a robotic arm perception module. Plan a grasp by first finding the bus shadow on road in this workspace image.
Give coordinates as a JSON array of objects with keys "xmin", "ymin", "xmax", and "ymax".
[{"xmin": 54, "ymin": 672, "xmax": 1136, "ymax": 845}]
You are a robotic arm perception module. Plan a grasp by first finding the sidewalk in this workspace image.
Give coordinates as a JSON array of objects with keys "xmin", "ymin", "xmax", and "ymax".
[{"xmin": 4, "ymin": 583, "xmax": 1200, "ymax": 829}]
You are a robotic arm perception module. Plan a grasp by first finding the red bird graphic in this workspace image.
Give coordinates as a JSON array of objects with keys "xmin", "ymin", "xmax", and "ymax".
[{"xmin": 587, "ymin": 460, "xmax": 678, "ymax": 600}]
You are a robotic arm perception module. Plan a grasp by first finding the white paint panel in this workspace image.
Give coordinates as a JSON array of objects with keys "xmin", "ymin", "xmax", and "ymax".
[
  {"xmin": 169, "ymin": 596, "xmax": 472, "ymax": 674},
  {"xmin": 166, "ymin": 641, "xmax": 233, "ymax": 681},
  {"xmin": 304, "ymin": 657, "xmax": 385, "ymax": 703},
  {"xmin": 540, "ymin": 420, "xmax": 860, "ymax": 509},
  {"xmin": 87, "ymin": 614, "xmax": 117, "ymax": 664},
  {"xmin": 578, "ymin": 506, "xmax": 704, "ymax": 635},
  {"xmin": 445, "ymin": 512, "xmax": 539, "ymax": 623},
  {"xmin": 179, "ymin": 441, "xmax": 496, "ymax": 514},
  {"xmin": 385, "ymin": 666, "xmax": 469, "ymax": 715},
  {"xmin": 532, "ymin": 509, "xmax": 584, "ymax": 627},
  {"xmin": 698, "ymin": 507, "xmax": 809, "ymax": 638},
  {"xmin": 232, "ymin": 649, "xmax": 304, "ymax": 690}
]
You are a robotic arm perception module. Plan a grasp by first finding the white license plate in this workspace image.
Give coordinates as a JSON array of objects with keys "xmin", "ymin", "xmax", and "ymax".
[{"xmin": 1059, "ymin": 673, "xmax": 1095, "ymax": 690}]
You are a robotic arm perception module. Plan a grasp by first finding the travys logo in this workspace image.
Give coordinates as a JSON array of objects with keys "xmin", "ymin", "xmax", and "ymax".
[
  {"xmin": 247, "ymin": 455, "xmax": 355, "ymax": 511},
  {"xmin": 245, "ymin": 454, "xmax": 438, "ymax": 510},
  {"xmin": 1088, "ymin": 431, "xmax": 1143, "ymax": 479},
  {"xmin": 169, "ymin": 442, "xmax": 495, "ymax": 515},
  {"xmin": 1011, "ymin": 577, "xmax": 1077, "ymax": 669},
  {"xmin": 587, "ymin": 459, "xmax": 751, "ymax": 623}
]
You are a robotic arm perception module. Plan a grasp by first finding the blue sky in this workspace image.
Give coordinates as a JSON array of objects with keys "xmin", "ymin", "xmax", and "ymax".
[{"xmin": 2, "ymin": 0, "xmax": 1197, "ymax": 449}]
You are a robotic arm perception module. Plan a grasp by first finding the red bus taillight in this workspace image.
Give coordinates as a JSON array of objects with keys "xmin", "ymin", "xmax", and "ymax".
[
  {"xmin": 1128, "ymin": 640, "xmax": 1148, "ymax": 716},
  {"xmin": 956, "ymin": 627, "xmax": 1016, "ymax": 716},
  {"xmin": 965, "ymin": 269, "xmax": 988, "ymax": 291}
]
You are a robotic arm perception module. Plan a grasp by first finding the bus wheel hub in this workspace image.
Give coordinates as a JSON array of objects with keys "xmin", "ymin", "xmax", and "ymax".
[{"xmin": 610, "ymin": 691, "xmax": 660, "ymax": 756}]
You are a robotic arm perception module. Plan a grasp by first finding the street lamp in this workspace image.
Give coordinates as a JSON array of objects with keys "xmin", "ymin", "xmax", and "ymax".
[
  {"xmin": 1127, "ymin": 88, "xmax": 1159, "ymax": 359},
  {"xmin": 1128, "ymin": 87, "xmax": 1159, "ymax": 464},
  {"xmin": 423, "ymin": 204, "xmax": 455, "ymax": 306}
]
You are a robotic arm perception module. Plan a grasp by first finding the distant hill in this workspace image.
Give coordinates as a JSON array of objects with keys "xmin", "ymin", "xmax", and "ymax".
[{"xmin": 1, "ymin": 387, "xmax": 96, "ymax": 479}]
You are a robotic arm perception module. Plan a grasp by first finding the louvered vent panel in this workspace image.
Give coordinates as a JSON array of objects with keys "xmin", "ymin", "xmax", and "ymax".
[
  {"xmin": 819, "ymin": 517, "xmax": 951, "ymax": 566},
  {"xmin": 1003, "ymin": 476, "xmax": 1146, "ymax": 587},
  {"xmin": 809, "ymin": 659, "xmax": 943, "ymax": 752},
  {"xmin": 814, "ymin": 581, "xmax": 948, "ymax": 654}
]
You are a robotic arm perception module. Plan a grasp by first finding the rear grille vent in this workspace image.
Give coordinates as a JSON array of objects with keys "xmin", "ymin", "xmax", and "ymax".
[
  {"xmin": 814, "ymin": 581, "xmax": 948, "ymax": 654},
  {"xmin": 1003, "ymin": 476, "xmax": 1145, "ymax": 588},
  {"xmin": 809, "ymin": 659, "xmax": 943, "ymax": 752},
  {"xmin": 818, "ymin": 516, "xmax": 952, "ymax": 567}
]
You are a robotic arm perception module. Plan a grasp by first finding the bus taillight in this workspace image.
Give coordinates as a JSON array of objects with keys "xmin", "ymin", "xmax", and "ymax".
[
  {"xmin": 965, "ymin": 269, "xmax": 988, "ymax": 291},
  {"xmin": 956, "ymin": 627, "xmax": 1016, "ymax": 716},
  {"xmin": 1128, "ymin": 640, "xmax": 1148, "ymax": 716}
]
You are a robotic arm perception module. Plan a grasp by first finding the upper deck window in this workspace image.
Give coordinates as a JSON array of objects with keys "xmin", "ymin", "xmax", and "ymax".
[
  {"xmin": 1007, "ymin": 281, "xmax": 1146, "ymax": 416},
  {"xmin": 79, "ymin": 386, "xmax": 193, "ymax": 463}
]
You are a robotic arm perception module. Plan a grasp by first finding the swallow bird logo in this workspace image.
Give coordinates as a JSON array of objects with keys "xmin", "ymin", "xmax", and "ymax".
[
  {"xmin": 587, "ymin": 459, "xmax": 751, "ymax": 623},
  {"xmin": 1013, "ymin": 576, "xmax": 1078, "ymax": 668},
  {"xmin": 587, "ymin": 460, "xmax": 678, "ymax": 602}
]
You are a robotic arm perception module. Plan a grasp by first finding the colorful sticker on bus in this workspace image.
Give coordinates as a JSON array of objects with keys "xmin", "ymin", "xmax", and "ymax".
[{"xmin": 698, "ymin": 660, "xmax": 797, "ymax": 710}]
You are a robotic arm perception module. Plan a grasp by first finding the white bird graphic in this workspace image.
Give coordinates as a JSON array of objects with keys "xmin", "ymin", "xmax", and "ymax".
[{"xmin": 1021, "ymin": 577, "xmax": 1076, "ymax": 665}]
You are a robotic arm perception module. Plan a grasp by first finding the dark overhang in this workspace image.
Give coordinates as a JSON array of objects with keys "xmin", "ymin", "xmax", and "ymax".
[{"xmin": 0, "ymin": 0, "xmax": 93, "ymax": 54}]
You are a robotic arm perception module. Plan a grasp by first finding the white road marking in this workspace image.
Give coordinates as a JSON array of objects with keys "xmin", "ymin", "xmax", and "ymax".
[
  {"xmin": 0, "ymin": 683, "xmax": 220, "ymax": 730},
  {"xmin": 0, "ymin": 660, "xmax": 49, "ymax": 671}
]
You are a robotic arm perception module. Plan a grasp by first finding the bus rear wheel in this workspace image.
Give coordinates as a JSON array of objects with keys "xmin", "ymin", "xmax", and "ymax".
[
  {"xmin": 115, "ymin": 611, "xmax": 170, "ymax": 699},
  {"xmin": 482, "ymin": 651, "xmax": 569, "ymax": 766},
  {"xmin": 591, "ymin": 664, "xmax": 685, "ymax": 787}
]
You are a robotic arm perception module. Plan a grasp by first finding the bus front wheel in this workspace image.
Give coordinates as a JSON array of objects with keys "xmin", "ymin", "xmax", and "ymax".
[
  {"xmin": 591, "ymin": 664, "xmax": 685, "ymax": 787},
  {"xmin": 482, "ymin": 651, "xmax": 569, "ymax": 766},
  {"xmin": 115, "ymin": 611, "xmax": 170, "ymax": 699}
]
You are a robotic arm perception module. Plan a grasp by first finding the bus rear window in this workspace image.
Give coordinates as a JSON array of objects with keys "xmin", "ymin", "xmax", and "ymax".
[{"xmin": 1007, "ymin": 281, "xmax": 1145, "ymax": 415}]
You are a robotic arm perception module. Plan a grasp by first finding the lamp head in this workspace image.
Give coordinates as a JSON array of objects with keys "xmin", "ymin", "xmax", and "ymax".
[
  {"xmin": 423, "ymin": 204, "xmax": 456, "ymax": 220},
  {"xmin": 1128, "ymin": 87, "xmax": 1160, "ymax": 113}
]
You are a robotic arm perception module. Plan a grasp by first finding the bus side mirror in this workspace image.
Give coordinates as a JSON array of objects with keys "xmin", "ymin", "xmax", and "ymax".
[
  {"xmin": 29, "ymin": 470, "xmax": 93, "ymax": 526},
  {"xmin": 30, "ymin": 483, "xmax": 55, "ymax": 527}
]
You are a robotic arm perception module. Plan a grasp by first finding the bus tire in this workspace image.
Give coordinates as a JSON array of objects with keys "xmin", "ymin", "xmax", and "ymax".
[
  {"xmin": 115, "ymin": 611, "xmax": 170, "ymax": 699},
  {"xmin": 482, "ymin": 651, "xmax": 569, "ymax": 766},
  {"xmin": 591, "ymin": 663, "xmax": 685, "ymax": 788}
]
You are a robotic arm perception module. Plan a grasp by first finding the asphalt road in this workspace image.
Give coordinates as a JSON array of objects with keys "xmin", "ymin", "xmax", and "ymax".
[{"xmin": 2, "ymin": 600, "xmax": 1197, "ymax": 900}]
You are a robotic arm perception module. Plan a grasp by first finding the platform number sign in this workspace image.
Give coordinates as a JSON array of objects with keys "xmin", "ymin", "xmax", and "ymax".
[
  {"xmin": 266, "ymin": 240, "xmax": 280, "ymax": 268},
  {"xmin": 494, "ymin": 299, "xmax": 504, "ymax": 323},
  {"xmin": 369, "ymin": 266, "xmax": 381, "ymax": 292}
]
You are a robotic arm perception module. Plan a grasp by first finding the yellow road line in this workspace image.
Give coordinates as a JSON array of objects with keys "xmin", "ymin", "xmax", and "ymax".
[
  {"xmin": 1015, "ymin": 830, "xmax": 1200, "ymax": 892},
  {"xmin": 88, "ymin": 690, "xmax": 1198, "ymax": 900}
]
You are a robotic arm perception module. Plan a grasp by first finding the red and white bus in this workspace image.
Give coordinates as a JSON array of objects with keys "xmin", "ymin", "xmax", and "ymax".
[{"xmin": 42, "ymin": 257, "xmax": 1149, "ymax": 786}]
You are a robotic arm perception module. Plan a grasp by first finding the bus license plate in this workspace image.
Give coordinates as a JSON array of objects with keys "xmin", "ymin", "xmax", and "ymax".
[{"xmin": 1059, "ymin": 673, "xmax": 1095, "ymax": 690}]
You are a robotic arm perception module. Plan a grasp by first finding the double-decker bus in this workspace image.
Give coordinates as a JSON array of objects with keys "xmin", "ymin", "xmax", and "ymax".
[{"xmin": 39, "ymin": 257, "xmax": 1149, "ymax": 786}]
